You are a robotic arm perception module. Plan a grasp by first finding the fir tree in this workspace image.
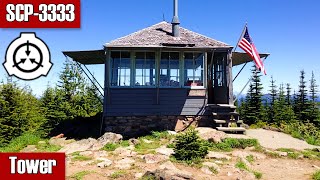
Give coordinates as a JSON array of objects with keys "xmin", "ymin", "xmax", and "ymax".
[
  {"xmin": 242, "ymin": 66, "xmax": 264, "ymax": 124},
  {"xmin": 309, "ymin": 71, "xmax": 319, "ymax": 125},
  {"xmin": 286, "ymin": 83, "xmax": 292, "ymax": 106},
  {"xmin": 273, "ymin": 84, "xmax": 295, "ymax": 125},
  {"xmin": 294, "ymin": 70, "xmax": 310, "ymax": 121},
  {"xmin": 268, "ymin": 76, "xmax": 277, "ymax": 123}
]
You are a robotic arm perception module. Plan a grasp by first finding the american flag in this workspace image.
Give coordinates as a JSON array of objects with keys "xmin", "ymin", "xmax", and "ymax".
[{"xmin": 238, "ymin": 26, "xmax": 266, "ymax": 75}]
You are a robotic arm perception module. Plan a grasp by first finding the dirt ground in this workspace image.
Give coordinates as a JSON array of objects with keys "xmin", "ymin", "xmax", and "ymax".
[{"xmin": 66, "ymin": 150, "xmax": 320, "ymax": 180}]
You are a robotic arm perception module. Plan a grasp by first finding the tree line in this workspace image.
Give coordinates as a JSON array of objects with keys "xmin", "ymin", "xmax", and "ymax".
[
  {"xmin": 0, "ymin": 60, "xmax": 102, "ymax": 146},
  {"xmin": 238, "ymin": 66, "xmax": 320, "ymax": 145}
]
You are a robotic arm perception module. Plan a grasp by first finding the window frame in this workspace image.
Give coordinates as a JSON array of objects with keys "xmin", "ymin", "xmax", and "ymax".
[
  {"xmin": 133, "ymin": 51, "xmax": 157, "ymax": 88},
  {"xmin": 182, "ymin": 51, "xmax": 205, "ymax": 89},
  {"xmin": 159, "ymin": 51, "xmax": 182, "ymax": 88}
]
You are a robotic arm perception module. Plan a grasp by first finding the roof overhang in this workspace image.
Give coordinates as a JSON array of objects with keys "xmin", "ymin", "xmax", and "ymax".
[
  {"xmin": 232, "ymin": 52, "xmax": 270, "ymax": 67},
  {"xmin": 63, "ymin": 50, "xmax": 105, "ymax": 65}
]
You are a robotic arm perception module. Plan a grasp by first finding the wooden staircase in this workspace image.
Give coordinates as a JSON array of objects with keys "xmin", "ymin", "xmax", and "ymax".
[{"xmin": 207, "ymin": 104, "xmax": 246, "ymax": 133}]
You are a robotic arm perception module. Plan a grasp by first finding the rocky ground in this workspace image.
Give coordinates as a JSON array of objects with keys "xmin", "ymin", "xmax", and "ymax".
[{"xmin": 24, "ymin": 128, "xmax": 320, "ymax": 180}]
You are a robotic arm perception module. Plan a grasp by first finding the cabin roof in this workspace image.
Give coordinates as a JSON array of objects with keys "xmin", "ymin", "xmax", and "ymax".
[{"xmin": 105, "ymin": 21, "xmax": 231, "ymax": 48}]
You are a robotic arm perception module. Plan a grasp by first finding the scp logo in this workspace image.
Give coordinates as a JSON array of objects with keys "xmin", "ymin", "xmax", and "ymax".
[{"xmin": 3, "ymin": 32, "xmax": 53, "ymax": 80}]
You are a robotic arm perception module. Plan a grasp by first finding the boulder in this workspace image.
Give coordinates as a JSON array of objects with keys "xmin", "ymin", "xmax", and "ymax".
[
  {"xmin": 49, "ymin": 137, "xmax": 75, "ymax": 147},
  {"xmin": 144, "ymin": 154, "xmax": 169, "ymax": 164},
  {"xmin": 201, "ymin": 166, "xmax": 213, "ymax": 175},
  {"xmin": 98, "ymin": 132, "xmax": 123, "ymax": 144},
  {"xmin": 115, "ymin": 158, "xmax": 135, "ymax": 169},
  {"xmin": 91, "ymin": 132, "xmax": 123, "ymax": 150},
  {"xmin": 114, "ymin": 147, "xmax": 137, "ymax": 157},
  {"xmin": 159, "ymin": 161, "xmax": 178, "ymax": 171},
  {"xmin": 129, "ymin": 138, "xmax": 140, "ymax": 145},
  {"xmin": 195, "ymin": 127, "xmax": 226, "ymax": 143},
  {"xmin": 206, "ymin": 151, "xmax": 232, "ymax": 160},
  {"xmin": 202, "ymin": 162, "xmax": 220, "ymax": 172},
  {"xmin": 155, "ymin": 146, "xmax": 174, "ymax": 156},
  {"xmin": 143, "ymin": 167, "xmax": 194, "ymax": 180},
  {"xmin": 97, "ymin": 158, "xmax": 112, "ymax": 168},
  {"xmin": 58, "ymin": 138, "xmax": 97, "ymax": 154}
]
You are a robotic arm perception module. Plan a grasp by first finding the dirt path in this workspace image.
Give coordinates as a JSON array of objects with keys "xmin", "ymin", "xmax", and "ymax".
[{"xmin": 245, "ymin": 129, "xmax": 319, "ymax": 150}]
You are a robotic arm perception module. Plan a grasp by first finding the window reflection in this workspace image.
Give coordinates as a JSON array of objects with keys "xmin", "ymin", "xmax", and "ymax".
[
  {"xmin": 135, "ymin": 52, "xmax": 156, "ymax": 86},
  {"xmin": 110, "ymin": 51, "xmax": 131, "ymax": 86},
  {"xmin": 184, "ymin": 52, "xmax": 204, "ymax": 86},
  {"xmin": 160, "ymin": 52, "xmax": 180, "ymax": 87}
]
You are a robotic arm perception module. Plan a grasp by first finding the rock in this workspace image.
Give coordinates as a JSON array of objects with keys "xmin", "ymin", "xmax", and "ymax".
[
  {"xmin": 143, "ymin": 139, "xmax": 153, "ymax": 144},
  {"xmin": 115, "ymin": 158, "xmax": 135, "ymax": 169},
  {"xmin": 144, "ymin": 154, "xmax": 169, "ymax": 164},
  {"xmin": 38, "ymin": 141, "xmax": 46, "ymax": 145},
  {"xmin": 227, "ymin": 172, "xmax": 233, "ymax": 176},
  {"xmin": 232, "ymin": 151, "xmax": 249, "ymax": 158},
  {"xmin": 214, "ymin": 160, "xmax": 223, "ymax": 165},
  {"xmin": 143, "ymin": 168, "xmax": 194, "ymax": 180},
  {"xmin": 49, "ymin": 137, "xmax": 75, "ymax": 147},
  {"xmin": 98, "ymin": 132, "xmax": 123, "ymax": 144},
  {"xmin": 195, "ymin": 127, "xmax": 226, "ymax": 143},
  {"xmin": 167, "ymin": 131, "xmax": 177, "ymax": 135},
  {"xmin": 275, "ymin": 151, "xmax": 288, "ymax": 157},
  {"xmin": 93, "ymin": 151, "xmax": 108, "ymax": 158},
  {"xmin": 135, "ymin": 173, "xmax": 144, "ymax": 179},
  {"xmin": 206, "ymin": 152, "xmax": 232, "ymax": 160},
  {"xmin": 53, "ymin": 134, "xmax": 64, "ymax": 138},
  {"xmin": 201, "ymin": 166, "xmax": 213, "ymax": 175},
  {"xmin": 129, "ymin": 138, "xmax": 140, "ymax": 145},
  {"xmin": 155, "ymin": 146, "xmax": 174, "ymax": 156},
  {"xmin": 114, "ymin": 147, "xmax": 137, "ymax": 157},
  {"xmin": 97, "ymin": 158, "xmax": 112, "ymax": 168},
  {"xmin": 21, "ymin": 145, "xmax": 37, "ymax": 152},
  {"xmin": 58, "ymin": 138, "xmax": 97, "ymax": 154},
  {"xmin": 202, "ymin": 162, "xmax": 220, "ymax": 172},
  {"xmin": 79, "ymin": 151, "xmax": 93, "ymax": 157},
  {"xmin": 244, "ymin": 146, "xmax": 255, "ymax": 151},
  {"xmin": 159, "ymin": 161, "xmax": 178, "ymax": 171},
  {"xmin": 91, "ymin": 132, "xmax": 123, "ymax": 151}
]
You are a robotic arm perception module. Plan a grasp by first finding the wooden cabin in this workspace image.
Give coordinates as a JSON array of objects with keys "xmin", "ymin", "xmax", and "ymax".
[{"xmin": 63, "ymin": 1, "xmax": 268, "ymax": 137}]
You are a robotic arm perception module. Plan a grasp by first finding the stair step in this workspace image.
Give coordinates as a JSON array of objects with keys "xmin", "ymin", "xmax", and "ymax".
[
  {"xmin": 214, "ymin": 120, "xmax": 243, "ymax": 124},
  {"xmin": 216, "ymin": 127, "xmax": 246, "ymax": 132},
  {"xmin": 212, "ymin": 112, "xmax": 239, "ymax": 116},
  {"xmin": 207, "ymin": 104, "xmax": 237, "ymax": 109}
]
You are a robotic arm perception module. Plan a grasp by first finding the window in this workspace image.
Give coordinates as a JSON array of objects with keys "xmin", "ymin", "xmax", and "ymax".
[
  {"xmin": 110, "ymin": 51, "xmax": 131, "ymax": 86},
  {"xmin": 184, "ymin": 52, "xmax": 204, "ymax": 86},
  {"xmin": 160, "ymin": 52, "xmax": 180, "ymax": 87},
  {"xmin": 215, "ymin": 54, "xmax": 226, "ymax": 87},
  {"xmin": 135, "ymin": 52, "xmax": 156, "ymax": 86}
]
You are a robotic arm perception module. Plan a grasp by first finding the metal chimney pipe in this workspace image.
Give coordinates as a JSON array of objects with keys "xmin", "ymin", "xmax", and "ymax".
[{"xmin": 172, "ymin": 0, "xmax": 180, "ymax": 37}]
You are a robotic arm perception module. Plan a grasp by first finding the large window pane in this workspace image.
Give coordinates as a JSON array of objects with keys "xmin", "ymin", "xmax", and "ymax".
[
  {"xmin": 184, "ymin": 52, "xmax": 204, "ymax": 86},
  {"xmin": 160, "ymin": 52, "xmax": 180, "ymax": 87},
  {"xmin": 110, "ymin": 51, "xmax": 131, "ymax": 86},
  {"xmin": 135, "ymin": 52, "xmax": 156, "ymax": 86}
]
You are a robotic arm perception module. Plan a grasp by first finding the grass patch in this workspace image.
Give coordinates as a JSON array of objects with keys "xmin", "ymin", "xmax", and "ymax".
[
  {"xmin": 208, "ymin": 166, "xmax": 219, "ymax": 174},
  {"xmin": 139, "ymin": 175, "xmax": 156, "ymax": 180},
  {"xmin": 70, "ymin": 171, "xmax": 93, "ymax": 180},
  {"xmin": 246, "ymin": 155, "xmax": 255, "ymax": 163},
  {"xmin": 120, "ymin": 140, "xmax": 130, "ymax": 147},
  {"xmin": 169, "ymin": 156, "xmax": 203, "ymax": 168},
  {"xmin": 235, "ymin": 160, "xmax": 249, "ymax": 171},
  {"xmin": 134, "ymin": 139, "xmax": 162, "ymax": 154},
  {"xmin": 102, "ymin": 143, "xmax": 119, "ymax": 151},
  {"xmin": 276, "ymin": 148, "xmax": 301, "ymax": 159},
  {"xmin": 201, "ymin": 138, "xmax": 259, "ymax": 152},
  {"xmin": 72, "ymin": 155, "xmax": 93, "ymax": 161},
  {"xmin": 253, "ymin": 171, "xmax": 263, "ymax": 179},
  {"xmin": 313, "ymin": 170, "xmax": 320, "ymax": 180},
  {"xmin": 0, "ymin": 133, "xmax": 61, "ymax": 152},
  {"xmin": 166, "ymin": 143, "xmax": 175, "ymax": 148},
  {"xmin": 110, "ymin": 170, "xmax": 127, "ymax": 179},
  {"xmin": 302, "ymin": 149, "xmax": 320, "ymax": 160}
]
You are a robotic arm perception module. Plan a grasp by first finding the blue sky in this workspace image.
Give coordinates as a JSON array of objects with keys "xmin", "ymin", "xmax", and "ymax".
[{"xmin": 1, "ymin": 0, "xmax": 320, "ymax": 96}]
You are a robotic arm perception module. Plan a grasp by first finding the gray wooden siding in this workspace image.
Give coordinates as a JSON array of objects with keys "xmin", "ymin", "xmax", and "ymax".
[{"xmin": 105, "ymin": 88, "xmax": 207, "ymax": 116}]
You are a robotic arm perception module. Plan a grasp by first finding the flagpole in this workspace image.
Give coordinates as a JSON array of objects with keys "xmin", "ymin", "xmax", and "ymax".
[
  {"xmin": 232, "ymin": 23, "xmax": 249, "ymax": 83},
  {"xmin": 233, "ymin": 56, "xmax": 269, "ymax": 103},
  {"xmin": 233, "ymin": 22, "xmax": 247, "ymax": 53}
]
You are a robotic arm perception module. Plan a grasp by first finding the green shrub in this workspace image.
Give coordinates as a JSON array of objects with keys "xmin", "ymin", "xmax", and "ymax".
[
  {"xmin": 102, "ymin": 143, "xmax": 119, "ymax": 151},
  {"xmin": 253, "ymin": 171, "xmax": 263, "ymax": 179},
  {"xmin": 313, "ymin": 170, "xmax": 320, "ymax": 180},
  {"xmin": 110, "ymin": 170, "xmax": 127, "ymax": 179},
  {"xmin": 173, "ymin": 129, "xmax": 208, "ymax": 161}
]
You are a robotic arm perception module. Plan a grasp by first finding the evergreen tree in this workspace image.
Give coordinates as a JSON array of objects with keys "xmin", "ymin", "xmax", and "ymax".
[
  {"xmin": 242, "ymin": 66, "xmax": 264, "ymax": 124},
  {"xmin": 273, "ymin": 84, "xmax": 295, "ymax": 125},
  {"xmin": 0, "ymin": 80, "xmax": 44, "ymax": 145},
  {"xmin": 286, "ymin": 83, "xmax": 292, "ymax": 106},
  {"xmin": 309, "ymin": 71, "xmax": 320, "ymax": 125},
  {"xmin": 294, "ymin": 70, "xmax": 310, "ymax": 121},
  {"xmin": 268, "ymin": 76, "xmax": 278, "ymax": 123}
]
